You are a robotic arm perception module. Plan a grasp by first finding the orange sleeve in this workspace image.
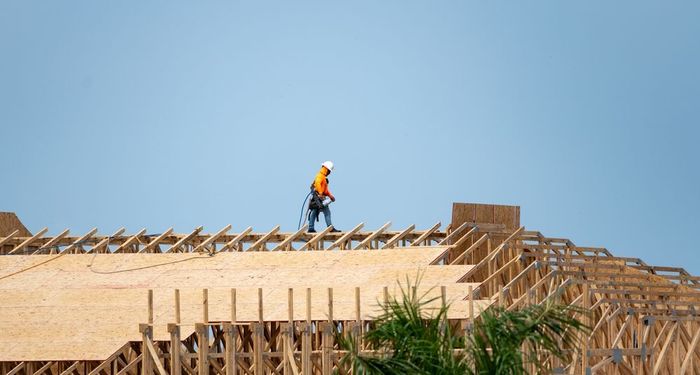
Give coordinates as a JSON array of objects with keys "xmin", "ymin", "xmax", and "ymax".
[{"xmin": 324, "ymin": 183, "xmax": 333, "ymax": 199}]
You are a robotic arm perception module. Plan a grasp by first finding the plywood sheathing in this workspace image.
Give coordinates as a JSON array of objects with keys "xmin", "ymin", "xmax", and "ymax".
[
  {"xmin": 0, "ymin": 247, "xmax": 489, "ymax": 362},
  {"xmin": 0, "ymin": 213, "xmax": 32, "ymax": 255},
  {"xmin": 449, "ymin": 203, "xmax": 520, "ymax": 268},
  {"xmin": 0, "ymin": 213, "xmax": 31, "ymax": 237}
]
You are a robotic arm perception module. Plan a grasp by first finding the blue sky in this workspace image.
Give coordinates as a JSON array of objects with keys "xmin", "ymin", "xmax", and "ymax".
[{"xmin": 1, "ymin": 2, "xmax": 698, "ymax": 272}]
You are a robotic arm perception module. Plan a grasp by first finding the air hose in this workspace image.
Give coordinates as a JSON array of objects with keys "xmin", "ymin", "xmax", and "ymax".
[{"xmin": 297, "ymin": 191, "xmax": 312, "ymax": 230}]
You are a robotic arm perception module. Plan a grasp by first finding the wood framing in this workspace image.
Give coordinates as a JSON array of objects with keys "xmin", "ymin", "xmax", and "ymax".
[{"xmin": 1, "ymin": 202, "xmax": 698, "ymax": 374}]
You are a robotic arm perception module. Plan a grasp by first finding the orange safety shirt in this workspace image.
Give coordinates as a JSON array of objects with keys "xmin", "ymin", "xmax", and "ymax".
[{"xmin": 313, "ymin": 167, "xmax": 334, "ymax": 200}]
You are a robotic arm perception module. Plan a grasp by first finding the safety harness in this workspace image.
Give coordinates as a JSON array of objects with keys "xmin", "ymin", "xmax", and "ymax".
[{"xmin": 308, "ymin": 178, "xmax": 329, "ymax": 223}]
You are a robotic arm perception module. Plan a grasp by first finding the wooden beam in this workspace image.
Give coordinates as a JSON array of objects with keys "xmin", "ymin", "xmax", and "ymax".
[
  {"xmin": 271, "ymin": 225, "xmax": 308, "ymax": 251},
  {"xmin": 139, "ymin": 228, "xmax": 174, "ymax": 253},
  {"xmin": 680, "ymin": 326, "xmax": 700, "ymax": 373},
  {"xmin": 464, "ymin": 227, "xmax": 524, "ymax": 277},
  {"xmin": 87, "ymin": 344, "xmax": 130, "ymax": 375},
  {"xmin": 327, "ymin": 223, "xmax": 364, "ymax": 250},
  {"xmin": 112, "ymin": 228, "xmax": 146, "ymax": 253},
  {"xmin": 31, "ymin": 229, "xmax": 69, "ymax": 254},
  {"xmin": 196, "ymin": 324, "xmax": 210, "ymax": 375},
  {"xmin": 409, "ymin": 222, "xmax": 441, "ymax": 246},
  {"xmin": 58, "ymin": 362, "xmax": 79, "ymax": 375},
  {"xmin": 193, "ymin": 224, "xmax": 232, "ymax": 254},
  {"xmin": 219, "ymin": 226, "xmax": 252, "ymax": 252},
  {"xmin": 116, "ymin": 353, "xmax": 142, "ymax": 375},
  {"xmin": 85, "ymin": 228, "xmax": 126, "ymax": 253},
  {"xmin": 247, "ymin": 225, "xmax": 280, "ymax": 252},
  {"xmin": 168, "ymin": 324, "xmax": 182, "ymax": 375},
  {"xmin": 7, "ymin": 227, "xmax": 48, "ymax": 255},
  {"xmin": 449, "ymin": 233, "xmax": 488, "ymax": 265},
  {"xmin": 352, "ymin": 222, "xmax": 391, "ymax": 250},
  {"xmin": 0, "ymin": 229, "xmax": 19, "ymax": 249},
  {"xmin": 473, "ymin": 255, "xmax": 522, "ymax": 295},
  {"xmin": 167, "ymin": 226, "xmax": 204, "ymax": 253},
  {"xmin": 33, "ymin": 361, "xmax": 53, "ymax": 374},
  {"xmin": 298, "ymin": 226, "xmax": 334, "ymax": 251},
  {"xmin": 61, "ymin": 228, "xmax": 99, "ymax": 254},
  {"xmin": 437, "ymin": 222, "xmax": 469, "ymax": 245},
  {"xmin": 611, "ymin": 314, "xmax": 633, "ymax": 347},
  {"xmin": 381, "ymin": 224, "xmax": 416, "ymax": 249},
  {"xmin": 6, "ymin": 362, "xmax": 23, "ymax": 375},
  {"xmin": 654, "ymin": 322, "xmax": 678, "ymax": 375}
]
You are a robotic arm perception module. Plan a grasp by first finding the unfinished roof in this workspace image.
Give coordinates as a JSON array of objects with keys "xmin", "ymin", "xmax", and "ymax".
[
  {"xmin": 2, "ymin": 203, "xmax": 699, "ymax": 374},
  {"xmin": 0, "ymin": 247, "xmax": 488, "ymax": 361}
]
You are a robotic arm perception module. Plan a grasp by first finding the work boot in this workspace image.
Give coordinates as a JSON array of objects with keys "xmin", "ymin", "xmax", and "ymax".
[
  {"xmin": 330, "ymin": 227, "xmax": 341, "ymax": 233},
  {"xmin": 308, "ymin": 228, "xmax": 316, "ymax": 233}
]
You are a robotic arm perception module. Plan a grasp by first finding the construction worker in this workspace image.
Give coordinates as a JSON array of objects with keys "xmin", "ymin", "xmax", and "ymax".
[{"xmin": 308, "ymin": 161, "xmax": 339, "ymax": 233}]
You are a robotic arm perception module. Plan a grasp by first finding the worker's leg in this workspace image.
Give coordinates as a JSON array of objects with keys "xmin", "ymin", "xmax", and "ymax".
[
  {"xmin": 322, "ymin": 206, "xmax": 332, "ymax": 227},
  {"xmin": 308, "ymin": 209, "xmax": 319, "ymax": 231}
]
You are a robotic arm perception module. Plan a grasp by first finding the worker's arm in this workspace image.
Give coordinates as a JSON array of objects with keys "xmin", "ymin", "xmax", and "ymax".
[{"xmin": 324, "ymin": 182, "xmax": 335, "ymax": 201}]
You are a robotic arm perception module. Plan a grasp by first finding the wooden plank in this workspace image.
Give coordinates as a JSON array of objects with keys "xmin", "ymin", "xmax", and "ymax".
[
  {"xmin": 86, "ymin": 228, "xmax": 126, "ymax": 254},
  {"xmin": 680, "ymin": 327, "xmax": 700, "ymax": 373},
  {"xmin": 88, "ymin": 345, "xmax": 130, "ymax": 375},
  {"xmin": 6, "ymin": 362, "xmax": 23, "ymax": 375},
  {"xmin": 271, "ymin": 225, "xmax": 308, "ymax": 251},
  {"xmin": 219, "ymin": 227, "xmax": 252, "ymax": 252},
  {"xmin": 7, "ymin": 228, "xmax": 48, "ymax": 255},
  {"xmin": 224, "ymin": 322, "xmax": 237, "ymax": 375},
  {"xmin": 297, "ymin": 226, "xmax": 334, "ymax": 251},
  {"xmin": 437, "ymin": 222, "xmax": 469, "ymax": 245},
  {"xmin": 327, "ymin": 223, "xmax": 364, "ymax": 250},
  {"xmin": 449, "ymin": 233, "xmax": 488, "ymax": 265},
  {"xmin": 139, "ymin": 228, "xmax": 174, "ymax": 253},
  {"xmin": 196, "ymin": 324, "xmax": 210, "ymax": 375},
  {"xmin": 381, "ymin": 224, "xmax": 416, "ymax": 249},
  {"xmin": 653, "ymin": 322, "xmax": 678, "ymax": 375},
  {"xmin": 409, "ymin": 222, "xmax": 441, "ymax": 246},
  {"xmin": 247, "ymin": 225, "xmax": 280, "ymax": 252},
  {"xmin": 168, "ymin": 324, "xmax": 182, "ymax": 375},
  {"xmin": 167, "ymin": 226, "xmax": 204, "ymax": 253},
  {"xmin": 61, "ymin": 228, "xmax": 99, "ymax": 254},
  {"xmin": 112, "ymin": 228, "xmax": 146, "ymax": 253},
  {"xmin": 33, "ymin": 361, "xmax": 53, "ymax": 374},
  {"xmin": 193, "ymin": 224, "xmax": 232, "ymax": 254},
  {"xmin": 116, "ymin": 354, "xmax": 142, "ymax": 375},
  {"xmin": 58, "ymin": 362, "xmax": 79, "ymax": 375},
  {"xmin": 0, "ymin": 230, "xmax": 20, "ymax": 249},
  {"xmin": 352, "ymin": 222, "xmax": 391, "ymax": 250},
  {"xmin": 31, "ymin": 229, "xmax": 70, "ymax": 254},
  {"xmin": 144, "ymin": 333, "xmax": 168, "ymax": 375},
  {"xmin": 253, "ymin": 323, "xmax": 264, "ymax": 374}
]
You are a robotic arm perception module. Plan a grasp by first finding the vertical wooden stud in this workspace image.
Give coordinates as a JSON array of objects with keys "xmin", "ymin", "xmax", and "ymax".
[
  {"xmin": 148, "ymin": 289, "xmax": 154, "ymax": 324},
  {"xmin": 202, "ymin": 289, "xmax": 209, "ymax": 323},
  {"xmin": 196, "ymin": 323, "xmax": 209, "ymax": 375},
  {"xmin": 224, "ymin": 322, "xmax": 237, "ymax": 375},
  {"xmin": 175, "ymin": 289, "xmax": 181, "ymax": 324},
  {"xmin": 258, "ymin": 288, "xmax": 263, "ymax": 323},
  {"xmin": 168, "ymin": 323, "xmax": 182, "ymax": 375},
  {"xmin": 231, "ymin": 288, "xmax": 237, "ymax": 324},
  {"xmin": 354, "ymin": 287, "xmax": 361, "ymax": 323},
  {"xmin": 328, "ymin": 288, "xmax": 334, "ymax": 323}
]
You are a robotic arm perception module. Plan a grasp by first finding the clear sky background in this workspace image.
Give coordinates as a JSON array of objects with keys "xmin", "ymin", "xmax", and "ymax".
[{"xmin": 1, "ymin": 2, "xmax": 698, "ymax": 272}]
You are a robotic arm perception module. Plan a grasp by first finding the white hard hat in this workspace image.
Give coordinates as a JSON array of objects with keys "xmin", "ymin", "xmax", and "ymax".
[{"xmin": 321, "ymin": 161, "xmax": 334, "ymax": 171}]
